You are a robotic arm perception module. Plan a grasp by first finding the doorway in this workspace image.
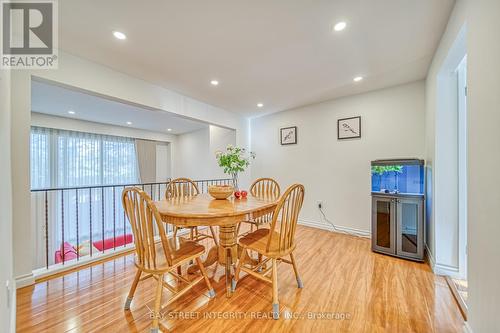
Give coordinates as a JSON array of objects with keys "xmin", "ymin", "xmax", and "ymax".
[{"xmin": 434, "ymin": 25, "xmax": 468, "ymax": 319}]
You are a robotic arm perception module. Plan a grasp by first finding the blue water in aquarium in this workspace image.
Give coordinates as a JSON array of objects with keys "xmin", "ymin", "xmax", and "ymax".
[{"xmin": 371, "ymin": 164, "xmax": 424, "ymax": 194}]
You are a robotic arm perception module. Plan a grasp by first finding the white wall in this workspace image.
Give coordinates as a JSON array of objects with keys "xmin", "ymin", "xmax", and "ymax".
[
  {"xmin": 10, "ymin": 51, "xmax": 249, "ymax": 287},
  {"xmin": 251, "ymin": 81, "xmax": 425, "ymax": 234},
  {"xmin": 173, "ymin": 125, "xmax": 236, "ymax": 180},
  {"xmin": 466, "ymin": 1, "xmax": 500, "ymax": 331},
  {"xmin": 424, "ymin": 0, "xmax": 467, "ymax": 275},
  {"xmin": 0, "ymin": 69, "xmax": 16, "ymax": 332},
  {"xmin": 174, "ymin": 127, "xmax": 211, "ymax": 179},
  {"xmin": 209, "ymin": 125, "xmax": 237, "ymax": 178},
  {"xmin": 11, "ymin": 71, "xmax": 32, "ymax": 287}
]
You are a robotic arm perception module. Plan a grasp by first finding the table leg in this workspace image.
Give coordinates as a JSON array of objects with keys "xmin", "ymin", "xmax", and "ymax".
[
  {"xmin": 186, "ymin": 225, "xmax": 258, "ymax": 278},
  {"xmin": 225, "ymin": 247, "xmax": 232, "ymax": 297},
  {"xmin": 218, "ymin": 224, "xmax": 237, "ymax": 297},
  {"xmin": 237, "ymin": 245, "xmax": 259, "ymax": 267},
  {"xmin": 184, "ymin": 223, "xmax": 255, "ymax": 296},
  {"xmin": 187, "ymin": 245, "xmax": 218, "ymax": 275}
]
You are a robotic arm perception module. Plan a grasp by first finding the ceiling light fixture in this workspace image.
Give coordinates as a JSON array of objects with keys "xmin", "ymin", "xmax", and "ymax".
[
  {"xmin": 257, "ymin": 103, "xmax": 264, "ymax": 108},
  {"xmin": 67, "ymin": 110, "xmax": 75, "ymax": 115},
  {"xmin": 126, "ymin": 121, "xmax": 132, "ymax": 125},
  {"xmin": 333, "ymin": 21, "xmax": 347, "ymax": 32},
  {"xmin": 167, "ymin": 128, "xmax": 172, "ymax": 132},
  {"xmin": 113, "ymin": 31, "xmax": 127, "ymax": 40},
  {"xmin": 210, "ymin": 80, "xmax": 219, "ymax": 86},
  {"xmin": 353, "ymin": 76, "xmax": 363, "ymax": 82}
]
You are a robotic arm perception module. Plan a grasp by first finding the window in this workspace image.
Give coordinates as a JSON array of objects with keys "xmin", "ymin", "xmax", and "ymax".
[
  {"xmin": 31, "ymin": 126, "xmax": 139, "ymax": 189},
  {"xmin": 30, "ymin": 127, "xmax": 139, "ymax": 268}
]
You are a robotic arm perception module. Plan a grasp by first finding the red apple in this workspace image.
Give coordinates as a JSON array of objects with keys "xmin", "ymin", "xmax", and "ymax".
[
  {"xmin": 241, "ymin": 190, "xmax": 248, "ymax": 198},
  {"xmin": 234, "ymin": 191, "xmax": 241, "ymax": 199}
]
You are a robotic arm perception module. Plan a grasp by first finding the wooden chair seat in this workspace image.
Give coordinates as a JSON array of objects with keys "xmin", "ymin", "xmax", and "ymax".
[
  {"xmin": 134, "ymin": 239, "xmax": 205, "ymax": 272},
  {"xmin": 239, "ymin": 228, "xmax": 295, "ymax": 257}
]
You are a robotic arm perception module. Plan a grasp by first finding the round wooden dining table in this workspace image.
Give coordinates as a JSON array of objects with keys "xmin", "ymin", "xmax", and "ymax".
[{"xmin": 154, "ymin": 193, "xmax": 279, "ymax": 297}]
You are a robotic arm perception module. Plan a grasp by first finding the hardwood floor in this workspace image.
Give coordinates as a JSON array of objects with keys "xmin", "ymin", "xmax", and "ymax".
[{"xmin": 16, "ymin": 226, "xmax": 464, "ymax": 332}]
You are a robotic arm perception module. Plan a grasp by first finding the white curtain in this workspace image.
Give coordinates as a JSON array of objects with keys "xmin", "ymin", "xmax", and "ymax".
[
  {"xmin": 31, "ymin": 127, "xmax": 139, "ymax": 269},
  {"xmin": 135, "ymin": 139, "xmax": 157, "ymax": 183}
]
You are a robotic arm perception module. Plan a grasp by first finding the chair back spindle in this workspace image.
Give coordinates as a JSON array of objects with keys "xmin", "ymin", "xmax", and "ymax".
[
  {"xmin": 166, "ymin": 177, "xmax": 200, "ymax": 199},
  {"xmin": 122, "ymin": 187, "xmax": 172, "ymax": 271},
  {"xmin": 249, "ymin": 178, "xmax": 281, "ymax": 225},
  {"xmin": 267, "ymin": 184, "xmax": 305, "ymax": 254},
  {"xmin": 250, "ymin": 178, "xmax": 281, "ymax": 199}
]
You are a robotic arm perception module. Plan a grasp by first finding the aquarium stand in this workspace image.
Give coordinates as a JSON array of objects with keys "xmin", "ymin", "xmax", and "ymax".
[
  {"xmin": 371, "ymin": 194, "xmax": 424, "ymax": 261},
  {"xmin": 370, "ymin": 159, "xmax": 425, "ymax": 261}
]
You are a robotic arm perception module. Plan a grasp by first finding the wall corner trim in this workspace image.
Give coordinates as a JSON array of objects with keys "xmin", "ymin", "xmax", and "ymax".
[
  {"xmin": 15, "ymin": 273, "xmax": 35, "ymax": 289},
  {"xmin": 426, "ymin": 244, "xmax": 436, "ymax": 271},
  {"xmin": 463, "ymin": 321, "xmax": 473, "ymax": 333}
]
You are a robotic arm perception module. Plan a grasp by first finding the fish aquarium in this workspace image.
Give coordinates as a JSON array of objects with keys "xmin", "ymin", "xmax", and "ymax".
[{"xmin": 371, "ymin": 159, "xmax": 424, "ymax": 195}]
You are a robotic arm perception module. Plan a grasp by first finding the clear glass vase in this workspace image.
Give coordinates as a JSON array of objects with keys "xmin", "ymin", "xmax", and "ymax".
[{"xmin": 232, "ymin": 173, "xmax": 239, "ymax": 191}]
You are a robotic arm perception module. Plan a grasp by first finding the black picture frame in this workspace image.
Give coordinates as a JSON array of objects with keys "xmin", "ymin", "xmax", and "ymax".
[
  {"xmin": 337, "ymin": 116, "xmax": 361, "ymax": 140},
  {"xmin": 280, "ymin": 126, "xmax": 297, "ymax": 145}
]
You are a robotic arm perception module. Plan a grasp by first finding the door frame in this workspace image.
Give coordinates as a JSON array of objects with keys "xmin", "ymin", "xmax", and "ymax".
[{"xmin": 457, "ymin": 55, "xmax": 468, "ymax": 280}]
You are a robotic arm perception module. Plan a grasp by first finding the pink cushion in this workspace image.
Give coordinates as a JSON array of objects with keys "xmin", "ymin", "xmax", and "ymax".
[
  {"xmin": 93, "ymin": 234, "xmax": 133, "ymax": 251},
  {"xmin": 54, "ymin": 242, "xmax": 78, "ymax": 264},
  {"xmin": 54, "ymin": 234, "xmax": 133, "ymax": 264}
]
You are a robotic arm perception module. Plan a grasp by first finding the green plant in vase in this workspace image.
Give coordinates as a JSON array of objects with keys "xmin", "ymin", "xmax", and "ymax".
[{"xmin": 215, "ymin": 145, "xmax": 255, "ymax": 190}]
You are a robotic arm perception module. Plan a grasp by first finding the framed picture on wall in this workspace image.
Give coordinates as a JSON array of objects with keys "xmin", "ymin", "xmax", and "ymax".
[
  {"xmin": 337, "ymin": 116, "xmax": 361, "ymax": 140},
  {"xmin": 280, "ymin": 126, "xmax": 297, "ymax": 145}
]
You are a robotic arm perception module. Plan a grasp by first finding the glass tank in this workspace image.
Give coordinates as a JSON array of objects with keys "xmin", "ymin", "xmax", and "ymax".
[{"xmin": 371, "ymin": 159, "xmax": 424, "ymax": 195}]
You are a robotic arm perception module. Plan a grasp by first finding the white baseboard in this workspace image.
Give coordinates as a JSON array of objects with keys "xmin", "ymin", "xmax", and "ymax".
[
  {"xmin": 15, "ymin": 273, "xmax": 35, "ymax": 289},
  {"xmin": 434, "ymin": 262, "xmax": 460, "ymax": 277},
  {"xmin": 298, "ymin": 218, "xmax": 371, "ymax": 238},
  {"xmin": 425, "ymin": 244, "xmax": 462, "ymax": 277}
]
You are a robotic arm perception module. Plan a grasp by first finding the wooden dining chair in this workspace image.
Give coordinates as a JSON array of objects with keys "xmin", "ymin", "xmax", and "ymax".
[
  {"xmin": 237, "ymin": 178, "xmax": 281, "ymax": 236},
  {"xmin": 232, "ymin": 184, "xmax": 305, "ymax": 320},
  {"xmin": 122, "ymin": 187, "xmax": 215, "ymax": 333},
  {"xmin": 166, "ymin": 178, "xmax": 218, "ymax": 246}
]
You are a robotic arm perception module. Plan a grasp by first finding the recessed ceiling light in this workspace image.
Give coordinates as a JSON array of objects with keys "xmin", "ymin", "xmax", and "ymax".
[
  {"xmin": 353, "ymin": 76, "xmax": 363, "ymax": 82},
  {"xmin": 257, "ymin": 103, "xmax": 264, "ymax": 108},
  {"xmin": 167, "ymin": 128, "xmax": 172, "ymax": 132},
  {"xmin": 67, "ymin": 110, "xmax": 75, "ymax": 115},
  {"xmin": 126, "ymin": 121, "xmax": 132, "ymax": 125},
  {"xmin": 333, "ymin": 21, "xmax": 347, "ymax": 32},
  {"xmin": 113, "ymin": 31, "xmax": 127, "ymax": 40},
  {"xmin": 210, "ymin": 80, "xmax": 219, "ymax": 86}
]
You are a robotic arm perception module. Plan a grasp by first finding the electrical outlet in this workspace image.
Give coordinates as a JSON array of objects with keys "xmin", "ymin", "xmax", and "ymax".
[{"xmin": 317, "ymin": 201, "xmax": 323, "ymax": 209}]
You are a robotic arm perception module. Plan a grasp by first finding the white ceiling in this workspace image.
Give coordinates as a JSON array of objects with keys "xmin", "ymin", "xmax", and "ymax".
[
  {"xmin": 31, "ymin": 80, "xmax": 208, "ymax": 135},
  {"xmin": 59, "ymin": 0, "xmax": 454, "ymax": 117}
]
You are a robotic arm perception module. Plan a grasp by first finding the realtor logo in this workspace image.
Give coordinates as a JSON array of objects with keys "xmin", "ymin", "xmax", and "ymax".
[{"xmin": 1, "ymin": 0, "xmax": 58, "ymax": 69}]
